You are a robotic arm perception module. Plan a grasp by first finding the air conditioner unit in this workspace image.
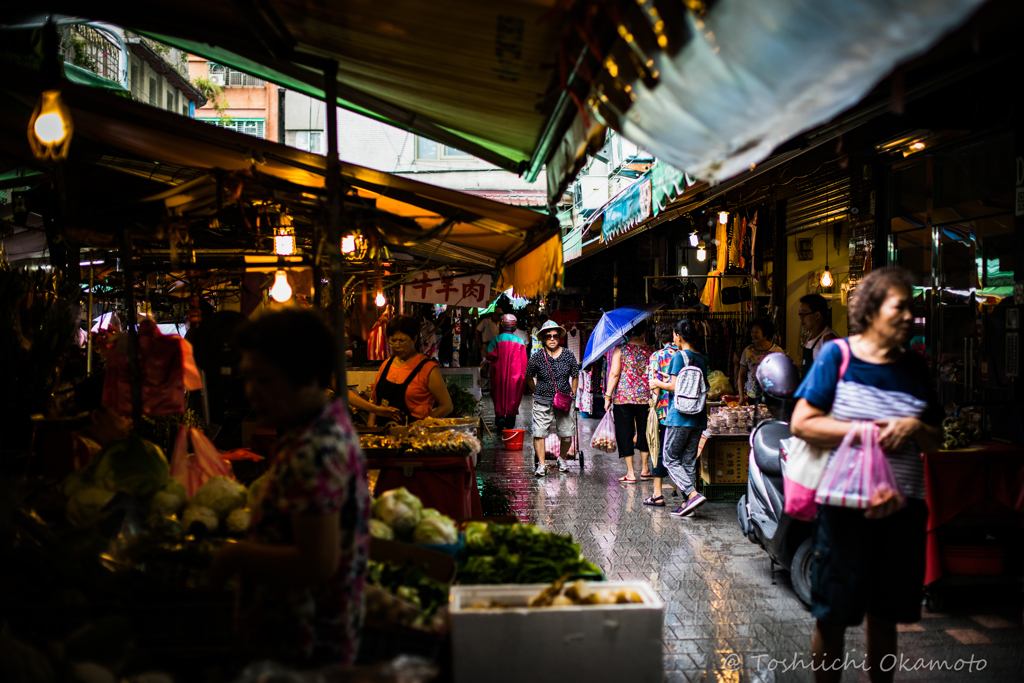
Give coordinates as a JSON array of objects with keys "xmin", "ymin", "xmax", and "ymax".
[{"xmin": 209, "ymin": 73, "xmax": 225, "ymax": 86}]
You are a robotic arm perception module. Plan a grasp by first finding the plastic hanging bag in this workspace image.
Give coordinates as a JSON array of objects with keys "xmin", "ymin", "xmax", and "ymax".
[
  {"xmin": 590, "ymin": 410, "xmax": 617, "ymax": 453},
  {"xmin": 815, "ymin": 422, "xmax": 905, "ymax": 517},
  {"xmin": 169, "ymin": 425, "xmax": 236, "ymax": 497},
  {"xmin": 862, "ymin": 423, "xmax": 906, "ymax": 519}
]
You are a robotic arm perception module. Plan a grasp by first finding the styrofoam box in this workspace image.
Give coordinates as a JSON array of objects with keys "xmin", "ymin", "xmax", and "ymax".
[{"xmin": 450, "ymin": 581, "xmax": 664, "ymax": 683}]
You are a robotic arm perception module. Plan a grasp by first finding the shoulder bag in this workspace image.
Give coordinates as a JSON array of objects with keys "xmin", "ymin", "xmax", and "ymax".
[
  {"xmin": 781, "ymin": 338, "xmax": 851, "ymax": 521},
  {"xmin": 543, "ymin": 350, "xmax": 573, "ymax": 412}
]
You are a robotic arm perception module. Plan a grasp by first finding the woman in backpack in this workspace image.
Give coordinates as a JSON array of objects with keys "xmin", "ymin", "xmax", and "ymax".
[
  {"xmin": 603, "ymin": 321, "xmax": 655, "ymax": 484},
  {"xmin": 649, "ymin": 319, "xmax": 708, "ymax": 516}
]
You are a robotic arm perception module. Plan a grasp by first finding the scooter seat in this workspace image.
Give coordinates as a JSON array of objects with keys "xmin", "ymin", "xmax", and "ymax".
[{"xmin": 752, "ymin": 419, "xmax": 790, "ymax": 477}]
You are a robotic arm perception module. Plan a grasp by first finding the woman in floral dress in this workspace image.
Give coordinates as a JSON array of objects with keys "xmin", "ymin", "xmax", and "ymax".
[
  {"xmin": 603, "ymin": 322, "xmax": 655, "ymax": 483},
  {"xmin": 211, "ymin": 310, "xmax": 369, "ymax": 666}
]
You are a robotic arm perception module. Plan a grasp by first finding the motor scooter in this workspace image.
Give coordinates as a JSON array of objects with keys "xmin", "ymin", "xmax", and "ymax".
[{"xmin": 736, "ymin": 357, "xmax": 816, "ymax": 606}]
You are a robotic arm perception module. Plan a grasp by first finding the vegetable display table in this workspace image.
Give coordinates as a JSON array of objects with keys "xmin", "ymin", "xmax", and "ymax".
[
  {"xmin": 369, "ymin": 454, "xmax": 483, "ymax": 520},
  {"xmin": 923, "ymin": 442, "xmax": 1024, "ymax": 606}
]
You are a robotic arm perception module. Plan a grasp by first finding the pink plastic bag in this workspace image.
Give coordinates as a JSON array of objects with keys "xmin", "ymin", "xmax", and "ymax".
[
  {"xmin": 545, "ymin": 433, "xmax": 577, "ymax": 458},
  {"xmin": 169, "ymin": 425, "xmax": 236, "ymax": 497},
  {"xmin": 590, "ymin": 410, "xmax": 617, "ymax": 453},
  {"xmin": 815, "ymin": 422, "xmax": 905, "ymax": 518}
]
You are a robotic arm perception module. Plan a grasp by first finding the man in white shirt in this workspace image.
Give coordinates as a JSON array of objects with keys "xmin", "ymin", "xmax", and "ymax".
[
  {"xmin": 798, "ymin": 294, "xmax": 838, "ymax": 379},
  {"xmin": 475, "ymin": 307, "xmax": 503, "ymax": 365}
]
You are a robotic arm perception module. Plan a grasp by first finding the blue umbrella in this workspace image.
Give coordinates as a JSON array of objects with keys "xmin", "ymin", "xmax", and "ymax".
[{"xmin": 581, "ymin": 304, "xmax": 664, "ymax": 369}]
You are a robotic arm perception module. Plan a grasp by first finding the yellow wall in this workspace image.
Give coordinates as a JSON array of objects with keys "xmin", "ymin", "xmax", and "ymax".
[{"xmin": 784, "ymin": 231, "xmax": 850, "ymax": 361}]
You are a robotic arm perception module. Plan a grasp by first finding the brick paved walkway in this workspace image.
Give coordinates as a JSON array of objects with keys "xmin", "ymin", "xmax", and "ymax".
[{"xmin": 474, "ymin": 395, "xmax": 1024, "ymax": 682}]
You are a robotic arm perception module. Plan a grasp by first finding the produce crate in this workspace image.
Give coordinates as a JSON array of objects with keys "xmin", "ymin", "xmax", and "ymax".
[
  {"xmin": 697, "ymin": 480, "xmax": 746, "ymax": 503},
  {"xmin": 698, "ymin": 435, "xmax": 749, "ymax": 484},
  {"xmin": 450, "ymin": 581, "xmax": 663, "ymax": 683}
]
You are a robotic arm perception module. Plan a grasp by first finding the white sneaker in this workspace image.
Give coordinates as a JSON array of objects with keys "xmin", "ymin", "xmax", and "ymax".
[
  {"xmin": 534, "ymin": 463, "xmax": 547, "ymax": 477},
  {"xmin": 558, "ymin": 458, "xmax": 570, "ymax": 473}
]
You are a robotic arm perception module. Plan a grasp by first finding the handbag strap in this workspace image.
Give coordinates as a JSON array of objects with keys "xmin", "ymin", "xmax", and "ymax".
[
  {"xmin": 836, "ymin": 338, "xmax": 851, "ymax": 380},
  {"xmin": 542, "ymin": 349, "xmax": 558, "ymax": 388}
]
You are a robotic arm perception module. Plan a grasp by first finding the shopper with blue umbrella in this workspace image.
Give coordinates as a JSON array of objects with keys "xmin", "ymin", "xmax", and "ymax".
[{"xmin": 582, "ymin": 305, "xmax": 663, "ymax": 483}]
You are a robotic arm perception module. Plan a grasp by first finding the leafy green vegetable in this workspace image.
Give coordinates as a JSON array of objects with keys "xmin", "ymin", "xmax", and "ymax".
[
  {"xmin": 191, "ymin": 476, "xmax": 247, "ymax": 520},
  {"xmin": 373, "ymin": 487, "xmax": 423, "ymax": 537},
  {"xmin": 445, "ymin": 379, "xmax": 481, "ymax": 417},
  {"xmin": 66, "ymin": 487, "xmax": 116, "ymax": 528},
  {"xmin": 370, "ymin": 519, "xmax": 394, "ymax": 540},
  {"xmin": 88, "ymin": 435, "xmax": 169, "ymax": 498},
  {"xmin": 412, "ymin": 514, "xmax": 459, "ymax": 545},
  {"xmin": 366, "ymin": 559, "xmax": 449, "ymax": 618},
  {"xmin": 457, "ymin": 522, "xmax": 603, "ymax": 585}
]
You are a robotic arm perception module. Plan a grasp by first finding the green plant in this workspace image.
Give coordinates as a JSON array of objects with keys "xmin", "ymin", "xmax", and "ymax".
[
  {"xmin": 67, "ymin": 37, "xmax": 97, "ymax": 72},
  {"xmin": 444, "ymin": 379, "xmax": 481, "ymax": 417},
  {"xmin": 477, "ymin": 478, "xmax": 517, "ymax": 517},
  {"xmin": 192, "ymin": 76, "xmax": 232, "ymax": 123}
]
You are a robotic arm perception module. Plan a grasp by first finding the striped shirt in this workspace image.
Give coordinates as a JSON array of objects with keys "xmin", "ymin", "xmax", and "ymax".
[{"xmin": 794, "ymin": 340, "xmax": 941, "ymax": 500}]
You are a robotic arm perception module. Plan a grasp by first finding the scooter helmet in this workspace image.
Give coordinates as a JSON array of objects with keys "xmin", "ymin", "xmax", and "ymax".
[
  {"xmin": 500, "ymin": 314, "xmax": 517, "ymax": 332},
  {"xmin": 755, "ymin": 352, "xmax": 801, "ymax": 399}
]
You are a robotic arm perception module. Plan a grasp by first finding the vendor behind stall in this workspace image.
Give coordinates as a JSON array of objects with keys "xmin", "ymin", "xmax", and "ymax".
[
  {"xmin": 370, "ymin": 315, "xmax": 453, "ymax": 424},
  {"xmin": 211, "ymin": 308, "xmax": 369, "ymax": 665}
]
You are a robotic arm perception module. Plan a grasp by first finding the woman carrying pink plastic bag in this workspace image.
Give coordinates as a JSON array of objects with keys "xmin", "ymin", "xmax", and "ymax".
[{"xmin": 791, "ymin": 268, "xmax": 942, "ymax": 683}]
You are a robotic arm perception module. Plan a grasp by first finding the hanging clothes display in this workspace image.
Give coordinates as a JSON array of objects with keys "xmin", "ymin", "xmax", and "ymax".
[
  {"xmin": 566, "ymin": 324, "xmax": 582, "ymax": 361},
  {"xmin": 367, "ymin": 306, "xmax": 393, "ymax": 361},
  {"xmin": 577, "ymin": 368, "xmax": 593, "ymax": 414}
]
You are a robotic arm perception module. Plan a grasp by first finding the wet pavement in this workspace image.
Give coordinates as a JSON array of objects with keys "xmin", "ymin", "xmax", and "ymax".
[{"xmin": 474, "ymin": 395, "xmax": 1024, "ymax": 682}]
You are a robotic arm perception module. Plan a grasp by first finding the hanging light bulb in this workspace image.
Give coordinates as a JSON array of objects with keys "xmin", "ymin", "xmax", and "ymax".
[
  {"xmin": 696, "ymin": 241, "xmax": 707, "ymax": 262},
  {"xmin": 820, "ymin": 267, "xmax": 834, "ymax": 288},
  {"xmin": 375, "ymin": 290, "xmax": 386, "ymax": 307},
  {"xmin": 341, "ymin": 234, "xmax": 356, "ymax": 254},
  {"xmin": 688, "ymin": 232, "xmax": 699, "ymax": 247},
  {"xmin": 679, "ymin": 264, "xmax": 689, "ymax": 277},
  {"xmin": 718, "ymin": 211, "xmax": 729, "ymax": 225},
  {"xmin": 28, "ymin": 90, "xmax": 73, "ymax": 161},
  {"xmin": 270, "ymin": 270, "xmax": 292, "ymax": 302}
]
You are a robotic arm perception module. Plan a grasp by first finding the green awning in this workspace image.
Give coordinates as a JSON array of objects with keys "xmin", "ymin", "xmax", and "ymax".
[{"xmin": 64, "ymin": 62, "xmax": 129, "ymax": 94}]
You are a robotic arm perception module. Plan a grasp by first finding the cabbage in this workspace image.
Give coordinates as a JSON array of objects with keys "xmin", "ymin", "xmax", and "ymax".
[
  {"xmin": 61, "ymin": 469, "xmax": 87, "ymax": 498},
  {"xmin": 163, "ymin": 478, "xmax": 187, "ymax": 505},
  {"xmin": 369, "ymin": 519, "xmax": 394, "ymax": 540},
  {"xmin": 421, "ymin": 508, "xmax": 441, "ymax": 519},
  {"xmin": 464, "ymin": 522, "xmax": 493, "ymax": 550},
  {"xmin": 182, "ymin": 506, "xmax": 219, "ymax": 533},
  {"xmin": 372, "ymin": 487, "xmax": 423, "ymax": 537},
  {"xmin": 66, "ymin": 487, "xmax": 116, "ymax": 528},
  {"xmin": 90, "ymin": 435, "xmax": 169, "ymax": 498},
  {"xmin": 191, "ymin": 476, "xmax": 247, "ymax": 520},
  {"xmin": 247, "ymin": 472, "xmax": 270, "ymax": 508},
  {"xmin": 412, "ymin": 514, "xmax": 458, "ymax": 545},
  {"xmin": 226, "ymin": 508, "xmax": 251, "ymax": 534}
]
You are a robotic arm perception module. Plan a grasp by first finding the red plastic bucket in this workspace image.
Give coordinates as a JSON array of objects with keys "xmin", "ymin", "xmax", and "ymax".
[{"xmin": 501, "ymin": 429, "xmax": 526, "ymax": 450}]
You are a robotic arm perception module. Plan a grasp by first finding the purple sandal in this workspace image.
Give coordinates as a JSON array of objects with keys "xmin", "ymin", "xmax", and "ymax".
[{"xmin": 643, "ymin": 495, "xmax": 665, "ymax": 507}]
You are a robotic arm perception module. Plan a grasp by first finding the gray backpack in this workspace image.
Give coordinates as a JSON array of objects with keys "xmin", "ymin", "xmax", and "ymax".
[{"xmin": 673, "ymin": 351, "xmax": 708, "ymax": 415}]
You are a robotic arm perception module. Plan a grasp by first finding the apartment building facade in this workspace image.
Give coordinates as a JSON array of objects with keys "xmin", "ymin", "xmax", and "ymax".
[{"xmin": 188, "ymin": 56, "xmax": 280, "ymax": 142}]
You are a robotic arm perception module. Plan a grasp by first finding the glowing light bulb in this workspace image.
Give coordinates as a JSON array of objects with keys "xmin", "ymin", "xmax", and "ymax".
[
  {"xmin": 34, "ymin": 112, "xmax": 66, "ymax": 144},
  {"xmin": 820, "ymin": 267, "xmax": 834, "ymax": 288},
  {"xmin": 274, "ymin": 233, "xmax": 295, "ymax": 256},
  {"xmin": 689, "ymin": 232, "xmax": 699, "ymax": 247},
  {"xmin": 28, "ymin": 90, "xmax": 73, "ymax": 160},
  {"xmin": 341, "ymin": 234, "xmax": 356, "ymax": 254},
  {"xmin": 910, "ymin": 141, "xmax": 925, "ymax": 151},
  {"xmin": 696, "ymin": 241, "xmax": 707, "ymax": 262},
  {"xmin": 718, "ymin": 211, "xmax": 729, "ymax": 225},
  {"xmin": 679, "ymin": 265, "xmax": 689, "ymax": 277},
  {"xmin": 270, "ymin": 270, "xmax": 292, "ymax": 302},
  {"xmin": 375, "ymin": 290, "xmax": 386, "ymax": 307}
]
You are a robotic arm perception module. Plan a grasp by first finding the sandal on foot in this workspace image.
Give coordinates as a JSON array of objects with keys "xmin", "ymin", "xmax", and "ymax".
[
  {"xmin": 639, "ymin": 473, "xmax": 654, "ymax": 479},
  {"xmin": 644, "ymin": 495, "xmax": 665, "ymax": 506},
  {"xmin": 618, "ymin": 475, "xmax": 637, "ymax": 484}
]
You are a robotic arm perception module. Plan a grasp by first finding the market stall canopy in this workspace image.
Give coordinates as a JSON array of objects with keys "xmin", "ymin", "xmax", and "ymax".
[
  {"xmin": 576, "ymin": 0, "xmax": 986, "ymax": 182},
  {"xmin": 1, "ymin": 1, "xmax": 603, "ymax": 194},
  {"xmin": 0, "ymin": 60, "xmax": 561, "ymax": 287}
]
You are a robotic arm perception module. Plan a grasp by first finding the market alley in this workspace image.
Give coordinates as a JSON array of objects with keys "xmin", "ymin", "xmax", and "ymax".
[{"xmin": 474, "ymin": 397, "xmax": 1024, "ymax": 683}]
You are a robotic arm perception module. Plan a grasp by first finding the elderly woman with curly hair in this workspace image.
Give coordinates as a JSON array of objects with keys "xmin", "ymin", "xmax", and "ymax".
[{"xmin": 790, "ymin": 267, "xmax": 942, "ymax": 683}]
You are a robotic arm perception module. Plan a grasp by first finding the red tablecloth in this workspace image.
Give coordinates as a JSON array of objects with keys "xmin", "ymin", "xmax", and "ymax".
[
  {"xmin": 369, "ymin": 455, "xmax": 483, "ymax": 520},
  {"xmin": 923, "ymin": 442, "xmax": 1024, "ymax": 585}
]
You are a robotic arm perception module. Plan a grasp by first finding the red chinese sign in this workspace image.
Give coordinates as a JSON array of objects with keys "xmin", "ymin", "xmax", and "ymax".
[{"xmin": 403, "ymin": 271, "xmax": 493, "ymax": 307}]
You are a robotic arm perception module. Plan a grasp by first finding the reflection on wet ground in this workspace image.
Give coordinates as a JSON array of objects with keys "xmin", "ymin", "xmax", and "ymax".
[{"xmin": 475, "ymin": 396, "xmax": 1024, "ymax": 682}]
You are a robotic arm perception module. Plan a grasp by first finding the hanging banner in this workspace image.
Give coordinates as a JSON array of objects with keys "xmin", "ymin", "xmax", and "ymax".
[
  {"xmin": 601, "ymin": 177, "xmax": 651, "ymax": 242},
  {"xmin": 403, "ymin": 271, "xmax": 493, "ymax": 307}
]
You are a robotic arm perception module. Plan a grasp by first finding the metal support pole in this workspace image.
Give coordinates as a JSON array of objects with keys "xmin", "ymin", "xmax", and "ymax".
[
  {"xmin": 121, "ymin": 230, "xmax": 143, "ymax": 425},
  {"xmin": 324, "ymin": 60, "xmax": 347, "ymax": 406},
  {"xmin": 86, "ymin": 262, "xmax": 94, "ymax": 376}
]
